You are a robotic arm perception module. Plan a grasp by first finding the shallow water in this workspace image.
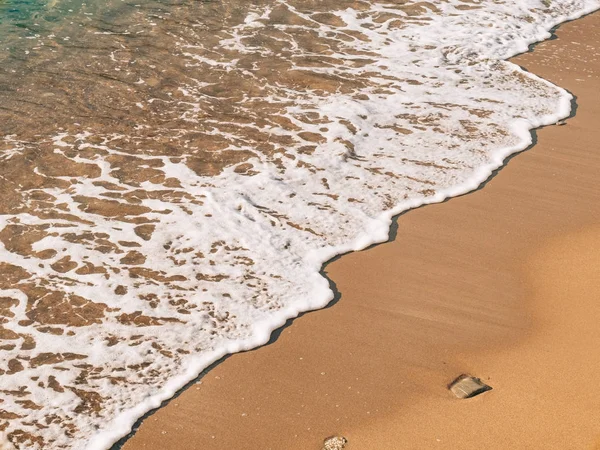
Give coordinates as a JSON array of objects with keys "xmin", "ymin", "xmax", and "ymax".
[{"xmin": 0, "ymin": 0, "xmax": 598, "ymax": 448}]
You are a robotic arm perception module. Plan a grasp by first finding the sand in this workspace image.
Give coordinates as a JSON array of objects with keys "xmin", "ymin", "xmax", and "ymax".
[{"xmin": 120, "ymin": 11, "xmax": 600, "ymax": 450}]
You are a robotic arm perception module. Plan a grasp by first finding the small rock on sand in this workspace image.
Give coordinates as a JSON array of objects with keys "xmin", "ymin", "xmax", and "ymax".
[
  {"xmin": 322, "ymin": 435, "xmax": 348, "ymax": 450},
  {"xmin": 449, "ymin": 374, "xmax": 492, "ymax": 399}
]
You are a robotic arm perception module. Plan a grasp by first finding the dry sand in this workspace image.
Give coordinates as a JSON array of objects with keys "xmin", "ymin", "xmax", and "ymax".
[{"xmin": 121, "ymin": 11, "xmax": 600, "ymax": 450}]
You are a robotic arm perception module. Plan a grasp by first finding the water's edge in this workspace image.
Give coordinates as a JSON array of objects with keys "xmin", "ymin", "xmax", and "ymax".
[{"xmin": 99, "ymin": 6, "xmax": 600, "ymax": 450}]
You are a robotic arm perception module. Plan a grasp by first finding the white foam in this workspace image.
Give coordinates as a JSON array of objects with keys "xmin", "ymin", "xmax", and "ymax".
[{"xmin": 0, "ymin": 434, "xmax": 16, "ymax": 450}]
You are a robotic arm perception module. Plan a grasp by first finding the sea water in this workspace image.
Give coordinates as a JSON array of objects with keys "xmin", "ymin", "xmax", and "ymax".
[{"xmin": 0, "ymin": 0, "xmax": 597, "ymax": 448}]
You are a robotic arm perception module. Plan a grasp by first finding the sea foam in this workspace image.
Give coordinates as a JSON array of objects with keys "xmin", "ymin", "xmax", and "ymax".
[{"xmin": 0, "ymin": 0, "xmax": 597, "ymax": 448}]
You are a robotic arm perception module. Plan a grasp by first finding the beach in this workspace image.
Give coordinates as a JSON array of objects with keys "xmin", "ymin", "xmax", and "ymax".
[
  {"xmin": 0, "ymin": 1, "xmax": 598, "ymax": 448},
  {"xmin": 120, "ymin": 11, "xmax": 600, "ymax": 450}
]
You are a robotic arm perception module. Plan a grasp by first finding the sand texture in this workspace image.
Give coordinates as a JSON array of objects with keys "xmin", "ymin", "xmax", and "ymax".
[{"xmin": 120, "ymin": 11, "xmax": 600, "ymax": 450}]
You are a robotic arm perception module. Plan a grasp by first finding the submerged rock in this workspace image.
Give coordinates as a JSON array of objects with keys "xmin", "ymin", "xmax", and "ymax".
[
  {"xmin": 322, "ymin": 435, "xmax": 348, "ymax": 450},
  {"xmin": 449, "ymin": 374, "xmax": 492, "ymax": 399}
]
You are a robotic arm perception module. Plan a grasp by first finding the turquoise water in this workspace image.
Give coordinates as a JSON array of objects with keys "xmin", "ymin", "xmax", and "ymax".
[
  {"xmin": 0, "ymin": 0, "xmax": 57, "ymax": 28},
  {"xmin": 0, "ymin": 0, "xmax": 86, "ymax": 47}
]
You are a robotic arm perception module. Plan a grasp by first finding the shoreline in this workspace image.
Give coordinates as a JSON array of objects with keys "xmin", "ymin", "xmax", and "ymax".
[{"xmin": 119, "ymin": 11, "xmax": 600, "ymax": 450}]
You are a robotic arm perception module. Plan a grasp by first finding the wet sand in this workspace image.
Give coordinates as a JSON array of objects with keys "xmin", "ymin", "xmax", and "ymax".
[{"xmin": 121, "ymin": 11, "xmax": 600, "ymax": 450}]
